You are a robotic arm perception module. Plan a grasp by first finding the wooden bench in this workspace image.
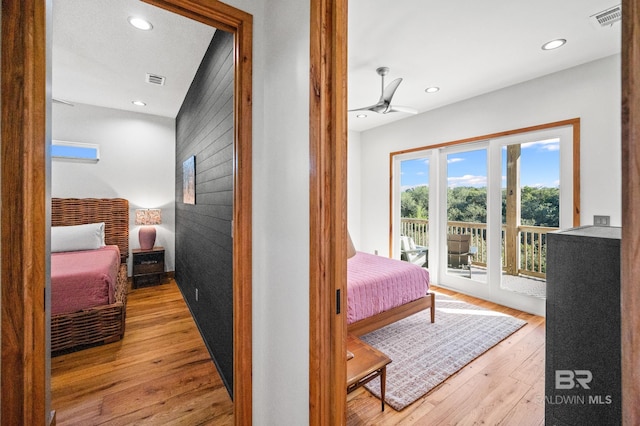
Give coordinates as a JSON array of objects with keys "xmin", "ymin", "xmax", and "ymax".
[{"xmin": 346, "ymin": 333, "xmax": 392, "ymax": 411}]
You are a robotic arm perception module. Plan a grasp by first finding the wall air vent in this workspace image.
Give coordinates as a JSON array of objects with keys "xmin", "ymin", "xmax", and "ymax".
[
  {"xmin": 590, "ymin": 5, "xmax": 622, "ymax": 28},
  {"xmin": 145, "ymin": 73, "xmax": 166, "ymax": 86}
]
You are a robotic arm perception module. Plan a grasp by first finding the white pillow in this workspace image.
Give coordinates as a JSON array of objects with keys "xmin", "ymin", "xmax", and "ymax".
[{"xmin": 51, "ymin": 222, "xmax": 106, "ymax": 253}]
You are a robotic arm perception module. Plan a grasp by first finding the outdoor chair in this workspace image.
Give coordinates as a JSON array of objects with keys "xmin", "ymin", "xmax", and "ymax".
[
  {"xmin": 400, "ymin": 235, "xmax": 428, "ymax": 268},
  {"xmin": 447, "ymin": 234, "xmax": 477, "ymax": 278}
]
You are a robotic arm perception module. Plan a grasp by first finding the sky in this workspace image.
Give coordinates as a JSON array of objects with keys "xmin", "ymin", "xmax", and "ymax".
[{"xmin": 400, "ymin": 139, "xmax": 560, "ymax": 190}]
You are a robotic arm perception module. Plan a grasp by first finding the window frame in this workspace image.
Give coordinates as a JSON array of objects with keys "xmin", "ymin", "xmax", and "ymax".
[{"xmin": 51, "ymin": 140, "xmax": 100, "ymax": 162}]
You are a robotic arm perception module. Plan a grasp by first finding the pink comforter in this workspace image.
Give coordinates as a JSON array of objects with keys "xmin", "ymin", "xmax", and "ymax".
[
  {"xmin": 51, "ymin": 245, "xmax": 120, "ymax": 315},
  {"xmin": 347, "ymin": 251, "xmax": 429, "ymax": 324}
]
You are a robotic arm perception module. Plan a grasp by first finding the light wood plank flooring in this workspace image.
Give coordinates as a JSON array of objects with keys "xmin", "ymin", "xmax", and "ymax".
[
  {"xmin": 52, "ymin": 281, "xmax": 545, "ymax": 425},
  {"xmin": 51, "ymin": 281, "xmax": 234, "ymax": 425},
  {"xmin": 347, "ymin": 285, "xmax": 546, "ymax": 425}
]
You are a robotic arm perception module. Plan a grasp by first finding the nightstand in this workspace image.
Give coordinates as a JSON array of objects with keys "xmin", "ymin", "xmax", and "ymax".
[{"xmin": 132, "ymin": 247, "xmax": 165, "ymax": 288}]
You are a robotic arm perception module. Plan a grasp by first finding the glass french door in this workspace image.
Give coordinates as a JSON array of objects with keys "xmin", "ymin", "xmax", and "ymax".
[
  {"xmin": 392, "ymin": 125, "xmax": 574, "ymax": 316},
  {"xmin": 438, "ymin": 127, "xmax": 572, "ymax": 315},
  {"xmin": 393, "ymin": 152, "xmax": 434, "ymax": 267},
  {"xmin": 443, "ymin": 146, "xmax": 488, "ymax": 286},
  {"xmin": 499, "ymin": 138, "xmax": 560, "ymax": 299},
  {"xmin": 492, "ymin": 126, "xmax": 573, "ymax": 314}
]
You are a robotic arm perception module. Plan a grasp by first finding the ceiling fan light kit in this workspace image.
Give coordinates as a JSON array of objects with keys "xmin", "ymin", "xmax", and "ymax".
[{"xmin": 349, "ymin": 66, "xmax": 418, "ymax": 115}]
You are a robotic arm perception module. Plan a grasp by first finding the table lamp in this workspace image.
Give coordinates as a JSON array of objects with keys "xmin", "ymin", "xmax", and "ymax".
[{"xmin": 135, "ymin": 208, "xmax": 162, "ymax": 250}]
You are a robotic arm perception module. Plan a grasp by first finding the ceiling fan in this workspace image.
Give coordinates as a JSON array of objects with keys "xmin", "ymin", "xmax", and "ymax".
[{"xmin": 349, "ymin": 66, "xmax": 417, "ymax": 115}]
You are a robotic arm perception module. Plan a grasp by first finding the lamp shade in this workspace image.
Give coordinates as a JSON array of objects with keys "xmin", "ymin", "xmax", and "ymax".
[
  {"xmin": 135, "ymin": 209, "xmax": 162, "ymax": 250},
  {"xmin": 135, "ymin": 208, "xmax": 162, "ymax": 225},
  {"xmin": 347, "ymin": 230, "xmax": 356, "ymax": 259}
]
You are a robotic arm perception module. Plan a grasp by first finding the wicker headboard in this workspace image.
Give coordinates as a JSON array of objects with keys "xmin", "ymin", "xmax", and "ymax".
[{"xmin": 52, "ymin": 198, "xmax": 129, "ymax": 261}]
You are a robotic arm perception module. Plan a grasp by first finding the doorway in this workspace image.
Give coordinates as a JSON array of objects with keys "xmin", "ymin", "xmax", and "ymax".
[{"xmin": 0, "ymin": 1, "xmax": 253, "ymax": 424}]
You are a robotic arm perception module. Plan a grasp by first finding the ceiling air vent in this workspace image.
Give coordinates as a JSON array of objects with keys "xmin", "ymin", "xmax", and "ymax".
[
  {"xmin": 590, "ymin": 5, "xmax": 622, "ymax": 28},
  {"xmin": 145, "ymin": 73, "xmax": 166, "ymax": 86}
]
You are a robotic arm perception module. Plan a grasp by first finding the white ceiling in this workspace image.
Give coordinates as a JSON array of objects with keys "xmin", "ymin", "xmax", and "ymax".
[
  {"xmin": 52, "ymin": 0, "xmax": 215, "ymax": 118},
  {"xmin": 53, "ymin": 0, "xmax": 621, "ymax": 128},
  {"xmin": 347, "ymin": 0, "xmax": 621, "ymax": 131}
]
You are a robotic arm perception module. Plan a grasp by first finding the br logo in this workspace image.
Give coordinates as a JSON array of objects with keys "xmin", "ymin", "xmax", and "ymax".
[{"xmin": 555, "ymin": 370, "xmax": 593, "ymax": 390}]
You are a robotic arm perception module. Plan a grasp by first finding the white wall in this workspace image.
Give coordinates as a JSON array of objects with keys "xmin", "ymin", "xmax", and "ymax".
[
  {"xmin": 348, "ymin": 130, "xmax": 362, "ymax": 247},
  {"xmin": 355, "ymin": 54, "xmax": 622, "ymax": 256},
  {"xmin": 221, "ymin": 0, "xmax": 310, "ymax": 423},
  {"xmin": 51, "ymin": 103, "xmax": 176, "ymax": 273},
  {"xmin": 255, "ymin": 0, "xmax": 310, "ymax": 423}
]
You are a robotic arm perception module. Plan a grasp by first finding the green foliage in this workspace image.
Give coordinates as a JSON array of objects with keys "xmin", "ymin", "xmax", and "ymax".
[
  {"xmin": 401, "ymin": 185, "xmax": 559, "ymax": 227},
  {"xmin": 401, "ymin": 186, "xmax": 429, "ymax": 219},
  {"xmin": 447, "ymin": 187, "xmax": 487, "ymax": 223},
  {"xmin": 519, "ymin": 186, "xmax": 559, "ymax": 227}
]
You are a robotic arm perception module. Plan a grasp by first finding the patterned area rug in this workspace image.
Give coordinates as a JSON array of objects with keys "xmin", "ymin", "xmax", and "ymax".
[{"xmin": 360, "ymin": 293, "xmax": 527, "ymax": 411}]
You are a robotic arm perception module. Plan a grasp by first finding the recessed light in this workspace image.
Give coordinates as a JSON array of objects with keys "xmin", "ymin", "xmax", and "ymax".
[
  {"xmin": 132, "ymin": 100, "xmax": 147, "ymax": 107},
  {"xmin": 542, "ymin": 39, "xmax": 566, "ymax": 50},
  {"xmin": 425, "ymin": 87, "xmax": 440, "ymax": 93},
  {"xmin": 356, "ymin": 114, "xmax": 367, "ymax": 119},
  {"xmin": 128, "ymin": 16, "xmax": 153, "ymax": 31}
]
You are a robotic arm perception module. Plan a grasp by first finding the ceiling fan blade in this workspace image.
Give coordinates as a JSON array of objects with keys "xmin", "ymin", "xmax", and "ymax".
[
  {"xmin": 352, "ymin": 68, "xmax": 417, "ymax": 116},
  {"xmin": 387, "ymin": 105, "xmax": 418, "ymax": 114},
  {"xmin": 381, "ymin": 78, "xmax": 403, "ymax": 103},
  {"xmin": 348, "ymin": 102, "xmax": 387, "ymax": 114}
]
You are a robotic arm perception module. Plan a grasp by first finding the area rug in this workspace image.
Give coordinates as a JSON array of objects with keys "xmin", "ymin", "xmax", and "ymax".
[{"xmin": 360, "ymin": 293, "xmax": 526, "ymax": 411}]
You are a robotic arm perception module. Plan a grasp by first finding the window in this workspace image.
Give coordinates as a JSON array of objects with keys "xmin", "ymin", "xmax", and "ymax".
[
  {"xmin": 52, "ymin": 140, "xmax": 100, "ymax": 162},
  {"xmin": 391, "ymin": 120, "xmax": 579, "ymax": 316}
]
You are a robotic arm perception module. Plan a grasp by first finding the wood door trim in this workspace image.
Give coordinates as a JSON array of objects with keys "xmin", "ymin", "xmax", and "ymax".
[
  {"xmin": 389, "ymin": 118, "xmax": 581, "ymax": 157},
  {"xmin": 1, "ymin": 0, "xmax": 49, "ymax": 423},
  {"xmin": 1, "ymin": 0, "xmax": 253, "ymax": 424},
  {"xmin": 621, "ymin": 1, "xmax": 640, "ymax": 423},
  {"xmin": 309, "ymin": 0, "xmax": 348, "ymax": 424},
  {"xmin": 143, "ymin": 2, "xmax": 253, "ymax": 424}
]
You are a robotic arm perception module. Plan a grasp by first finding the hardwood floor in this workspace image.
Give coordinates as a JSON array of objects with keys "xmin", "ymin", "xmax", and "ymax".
[
  {"xmin": 347, "ymin": 285, "xmax": 546, "ymax": 426},
  {"xmin": 51, "ymin": 280, "xmax": 233, "ymax": 425},
  {"xmin": 52, "ymin": 281, "xmax": 544, "ymax": 425}
]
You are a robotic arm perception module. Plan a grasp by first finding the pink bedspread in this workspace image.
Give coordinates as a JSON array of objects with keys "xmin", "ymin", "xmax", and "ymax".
[
  {"xmin": 347, "ymin": 251, "xmax": 429, "ymax": 324},
  {"xmin": 51, "ymin": 245, "xmax": 120, "ymax": 315}
]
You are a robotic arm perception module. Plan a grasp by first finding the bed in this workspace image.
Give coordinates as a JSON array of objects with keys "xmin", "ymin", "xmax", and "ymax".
[
  {"xmin": 50, "ymin": 198, "xmax": 129, "ymax": 354},
  {"xmin": 347, "ymin": 250, "xmax": 434, "ymax": 336}
]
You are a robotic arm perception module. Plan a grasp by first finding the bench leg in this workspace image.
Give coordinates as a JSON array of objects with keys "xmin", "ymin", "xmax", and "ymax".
[
  {"xmin": 380, "ymin": 366, "xmax": 386, "ymax": 411},
  {"xmin": 430, "ymin": 292, "xmax": 436, "ymax": 323}
]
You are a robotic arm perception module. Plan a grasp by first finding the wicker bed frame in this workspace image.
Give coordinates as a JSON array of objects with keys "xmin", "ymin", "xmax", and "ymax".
[
  {"xmin": 50, "ymin": 198, "xmax": 129, "ymax": 354},
  {"xmin": 347, "ymin": 292, "xmax": 435, "ymax": 337}
]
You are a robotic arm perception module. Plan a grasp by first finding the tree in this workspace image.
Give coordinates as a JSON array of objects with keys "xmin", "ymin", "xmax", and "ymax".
[
  {"xmin": 447, "ymin": 187, "xmax": 487, "ymax": 223},
  {"xmin": 403, "ymin": 185, "xmax": 559, "ymax": 228},
  {"xmin": 401, "ymin": 191, "xmax": 418, "ymax": 218},
  {"xmin": 520, "ymin": 186, "xmax": 559, "ymax": 227},
  {"xmin": 401, "ymin": 186, "xmax": 429, "ymax": 219}
]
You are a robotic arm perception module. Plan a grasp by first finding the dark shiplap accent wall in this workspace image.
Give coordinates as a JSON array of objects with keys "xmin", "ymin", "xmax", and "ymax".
[{"xmin": 175, "ymin": 29, "xmax": 234, "ymax": 395}]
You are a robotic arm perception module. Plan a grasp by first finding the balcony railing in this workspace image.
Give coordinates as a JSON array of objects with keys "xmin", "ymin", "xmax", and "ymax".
[
  {"xmin": 400, "ymin": 218, "xmax": 558, "ymax": 279},
  {"xmin": 517, "ymin": 225, "xmax": 558, "ymax": 278}
]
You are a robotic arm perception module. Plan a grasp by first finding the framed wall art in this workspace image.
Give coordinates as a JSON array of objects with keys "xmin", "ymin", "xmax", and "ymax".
[{"xmin": 183, "ymin": 155, "xmax": 196, "ymax": 204}]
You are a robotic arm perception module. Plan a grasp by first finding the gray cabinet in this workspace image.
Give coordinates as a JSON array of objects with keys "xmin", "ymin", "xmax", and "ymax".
[{"xmin": 545, "ymin": 226, "xmax": 621, "ymax": 425}]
